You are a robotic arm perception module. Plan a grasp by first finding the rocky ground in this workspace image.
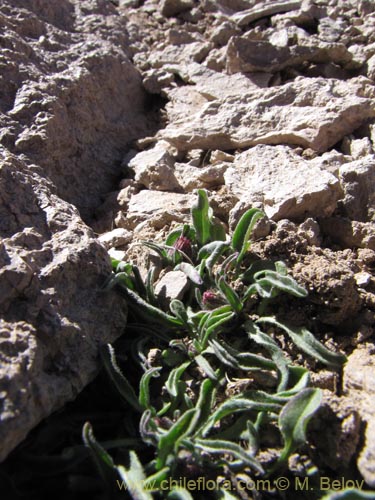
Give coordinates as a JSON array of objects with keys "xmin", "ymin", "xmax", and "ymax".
[
  {"xmin": 0, "ymin": 0, "xmax": 375, "ymax": 498},
  {"xmin": 95, "ymin": 0, "xmax": 375, "ymax": 491}
]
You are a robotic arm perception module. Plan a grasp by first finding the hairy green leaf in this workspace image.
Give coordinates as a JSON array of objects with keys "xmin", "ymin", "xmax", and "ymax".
[
  {"xmin": 100, "ymin": 345, "xmax": 143, "ymax": 412},
  {"xmin": 139, "ymin": 367, "xmax": 161, "ymax": 411},
  {"xmin": 165, "ymin": 361, "xmax": 191, "ymax": 398},
  {"xmin": 194, "ymin": 438, "xmax": 264, "ymax": 473},
  {"xmin": 257, "ymin": 317, "xmax": 347, "ymax": 368},
  {"xmin": 195, "ymin": 354, "xmax": 218, "ymax": 381},
  {"xmin": 122, "ymin": 287, "xmax": 184, "ymax": 328},
  {"xmin": 217, "ymin": 276, "xmax": 243, "ymax": 313},
  {"xmin": 156, "ymin": 409, "xmax": 197, "ymax": 470},
  {"xmin": 253, "ymin": 270, "xmax": 308, "ymax": 298},
  {"xmin": 202, "ymin": 391, "xmax": 284, "ymax": 437},
  {"xmin": 191, "ymin": 189, "xmax": 212, "ymax": 246},
  {"xmin": 175, "ymin": 262, "xmax": 203, "ymax": 285},
  {"xmin": 117, "ymin": 451, "xmax": 153, "ymax": 500},
  {"xmin": 231, "ymin": 208, "xmax": 264, "ymax": 265},
  {"xmin": 82, "ymin": 421, "xmax": 115, "ymax": 475},
  {"xmin": 278, "ymin": 388, "xmax": 322, "ymax": 462}
]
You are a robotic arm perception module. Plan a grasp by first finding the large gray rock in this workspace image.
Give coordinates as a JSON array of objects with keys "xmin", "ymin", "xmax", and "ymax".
[
  {"xmin": 343, "ymin": 345, "xmax": 375, "ymax": 487},
  {"xmin": 226, "ymin": 36, "xmax": 352, "ymax": 74},
  {"xmin": 338, "ymin": 155, "xmax": 375, "ymax": 221},
  {"xmin": 0, "ymin": 0, "xmax": 148, "ymax": 218},
  {"xmin": 231, "ymin": 0, "xmax": 302, "ymax": 26},
  {"xmin": 0, "ymin": 0, "xmax": 149, "ymax": 461},
  {"xmin": 0, "ymin": 151, "xmax": 127, "ymax": 462},
  {"xmin": 159, "ymin": 76, "xmax": 375, "ymax": 153},
  {"xmin": 121, "ymin": 190, "xmax": 194, "ymax": 230},
  {"xmin": 224, "ymin": 145, "xmax": 341, "ymax": 221}
]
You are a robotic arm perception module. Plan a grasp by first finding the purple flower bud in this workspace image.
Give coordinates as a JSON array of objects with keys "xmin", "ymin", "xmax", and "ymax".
[
  {"xmin": 202, "ymin": 290, "xmax": 218, "ymax": 304},
  {"xmin": 173, "ymin": 235, "xmax": 192, "ymax": 258},
  {"xmin": 202, "ymin": 290, "xmax": 226, "ymax": 310}
]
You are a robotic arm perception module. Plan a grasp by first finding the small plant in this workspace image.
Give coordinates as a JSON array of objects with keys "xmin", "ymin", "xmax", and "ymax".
[{"xmin": 86, "ymin": 189, "xmax": 347, "ymax": 498}]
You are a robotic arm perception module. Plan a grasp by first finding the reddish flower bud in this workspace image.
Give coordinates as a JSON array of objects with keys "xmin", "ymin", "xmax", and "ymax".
[
  {"xmin": 173, "ymin": 235, "xmax": 192, "ymax": 258},
  {"xmin": 202, "ymin": 290, "xmax": 225, "ymax": 309}
]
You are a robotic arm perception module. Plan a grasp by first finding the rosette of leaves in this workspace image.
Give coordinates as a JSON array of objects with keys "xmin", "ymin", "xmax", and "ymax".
[{"xmin": 87, "ymin": 189, "xmax": 347, "ymax": 498}]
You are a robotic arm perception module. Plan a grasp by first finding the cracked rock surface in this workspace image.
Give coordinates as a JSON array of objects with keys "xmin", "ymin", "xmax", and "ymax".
[{"xmin": 0, "ymin": 0, "xmax": 152, "ymax": 461}]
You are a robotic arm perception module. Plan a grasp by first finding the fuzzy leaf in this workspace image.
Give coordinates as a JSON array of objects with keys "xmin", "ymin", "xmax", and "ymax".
[
  {"xmin": 208, "ymin": 339, "xmax": 276, "ymax": 371},
  {"xmin": 101, "ymin": 345, "xmax": 143, "ymax": 412},
  {"xmin": 198, "ymin": 241, "xmax": 229, "ymax": 266},
  {"xmin": 254, "ymin": 270, "xmax": 308, "ymax": 298},
  {"xmin": 202, "ymin": 391, "xmax": 284, "ymax": 437},
  {"xmin": 117, "ymin": 451, "xmax": 153, "ymax": 500},
  {"xmin": 245, "ymin": 321, "xmax": 289, "ymax": 391},
  {"xmin": 191, "ymin": 189, "xmax": 212, "ymax": 246},
  {"xmin": 241, "ymin": 260, "xmax": 275, "ymax": 284},
  {"xmin": 217, "ymin": 276, "xmax": 243, "ymax": 313},
  {"xmin": 170, "ymin": 299, "xmax": 189, "ymax": 325},
  {"xmin": 165, "ymin": 361, "xmax": 191, "ymax": 397},
  {"xmin": 194, "ymin": 438, "xmax": 264, "ymax": 473},
  {"xmin": 82, "ymin": 422, "xmax": 115, "ymax": 483},
  {"xmin": 122, "ymin": 287, "xmax": 183, "ymax": 328},
  {"xmin": 175, "ymin": 262, "xmax": 203, "ymax": 285},
  {"xmin": 139, "ymin": 367, "xmax": 161, "ymax": 410},
  {"xmin": 156, "ymin": 409, "xmax": 197, "ymax": 470},
  {"xmin": 278, "ymin": 388, "xmax": 322, "ymax": 462},
  {"xmin": 257, "ymin": 317, "xmax": 347, "ymax": 368},
  {"xmin": 231, "ymin": 208, "xmax": 264, "ymax": 264},
  {"xmin": 195, "ymin": 354, "xmax": 218, "ymax": 381}
]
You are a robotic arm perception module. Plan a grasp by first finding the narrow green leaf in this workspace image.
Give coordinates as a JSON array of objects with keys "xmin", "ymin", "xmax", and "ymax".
[
  {"xmin": 156, "ymin": 409, "xmax": 197, "ymax": 470},
  {"xmin": 217, "ymin": 276, "xmax": 243, "ymax": 313},
  {"xmin": 277, "ymin": 366, "xmax": 310, "ymax": 398},
  {"xmin": 142, "ymin": 467, "xmax": 170, "ymax": 491},
  {"xmin": 170, "ymin": 300, "xmax": 189, "ymax": 325},
  {"xmin": 100, "ymin": 345, "xmax": 143, "ymax": 412},
  {"xmin": 82, "ymin": 421, "xmax": 115, "ymax": 472},
  {"xmin": 175, "ymin": 262, "xmax": 203, "ymax": 285},
  {"xmin": 201, "ymin": 391, "xmax": 284, "ymax": 437},
  {"xmin": 195, "ymin": 354, "xmax": 218, "ymax": 381},
  {"xmin": 241, "ymin": 260, "xmax": 275, "ymax": 284},
  {"xmin": 194, "ymin": 438, "xmax": 264, "ymax": 473},
  {"xmin": 139, "ymin": 367, "xmax": 161, "ymax": 410},
  {"xmin": 122, "ymin": 287, "xmax": 183, "ymax": 328},
  {"xmin": 191, "ymin": 378, "xmax": 216, "ymax": 436},
  {"xmin": 209, "ymin": 339, "xmax": 276, "ymax": 371},
  {"xmin": 191, "ymin": 189, "xmax": 211, "ymax": 245},
  {"xmin": 278, "ymin": 388, "xmax": 322, "ymax": 462},
  {"xmin": 165, "ymin": 361, "xmax": 191, "ymax": 398},
  {"xmin": 245, "ymin": 321, "xmax": 289, "ymax": 391},
  {"xmin": 142, "ymin": 241, "xmax": 169, "ymax": 261},
  {"xmin": 201, "ymin": 311, "xmax": 235, "ymax": 349},
  {"xmin": 231, "ymin": 208, "xmax": 264, "ymax": 264},
  {"xmin": 254, "ymin": 271, "xmax": 308, "ymax": 298},
  {"xmin": 198, "ymin": 241, "xmax": 229, "ymax": 266},
  {"xmin": 117, "ymin": 451, "xmax": 153, "ymax": 500},
  {"xmin": 146, "ymin": 266, "xmax": 157, "ymax": 305},
  {"xmin": 257, "ymin": 317, "xmax": 347, "ymax": 368}
]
